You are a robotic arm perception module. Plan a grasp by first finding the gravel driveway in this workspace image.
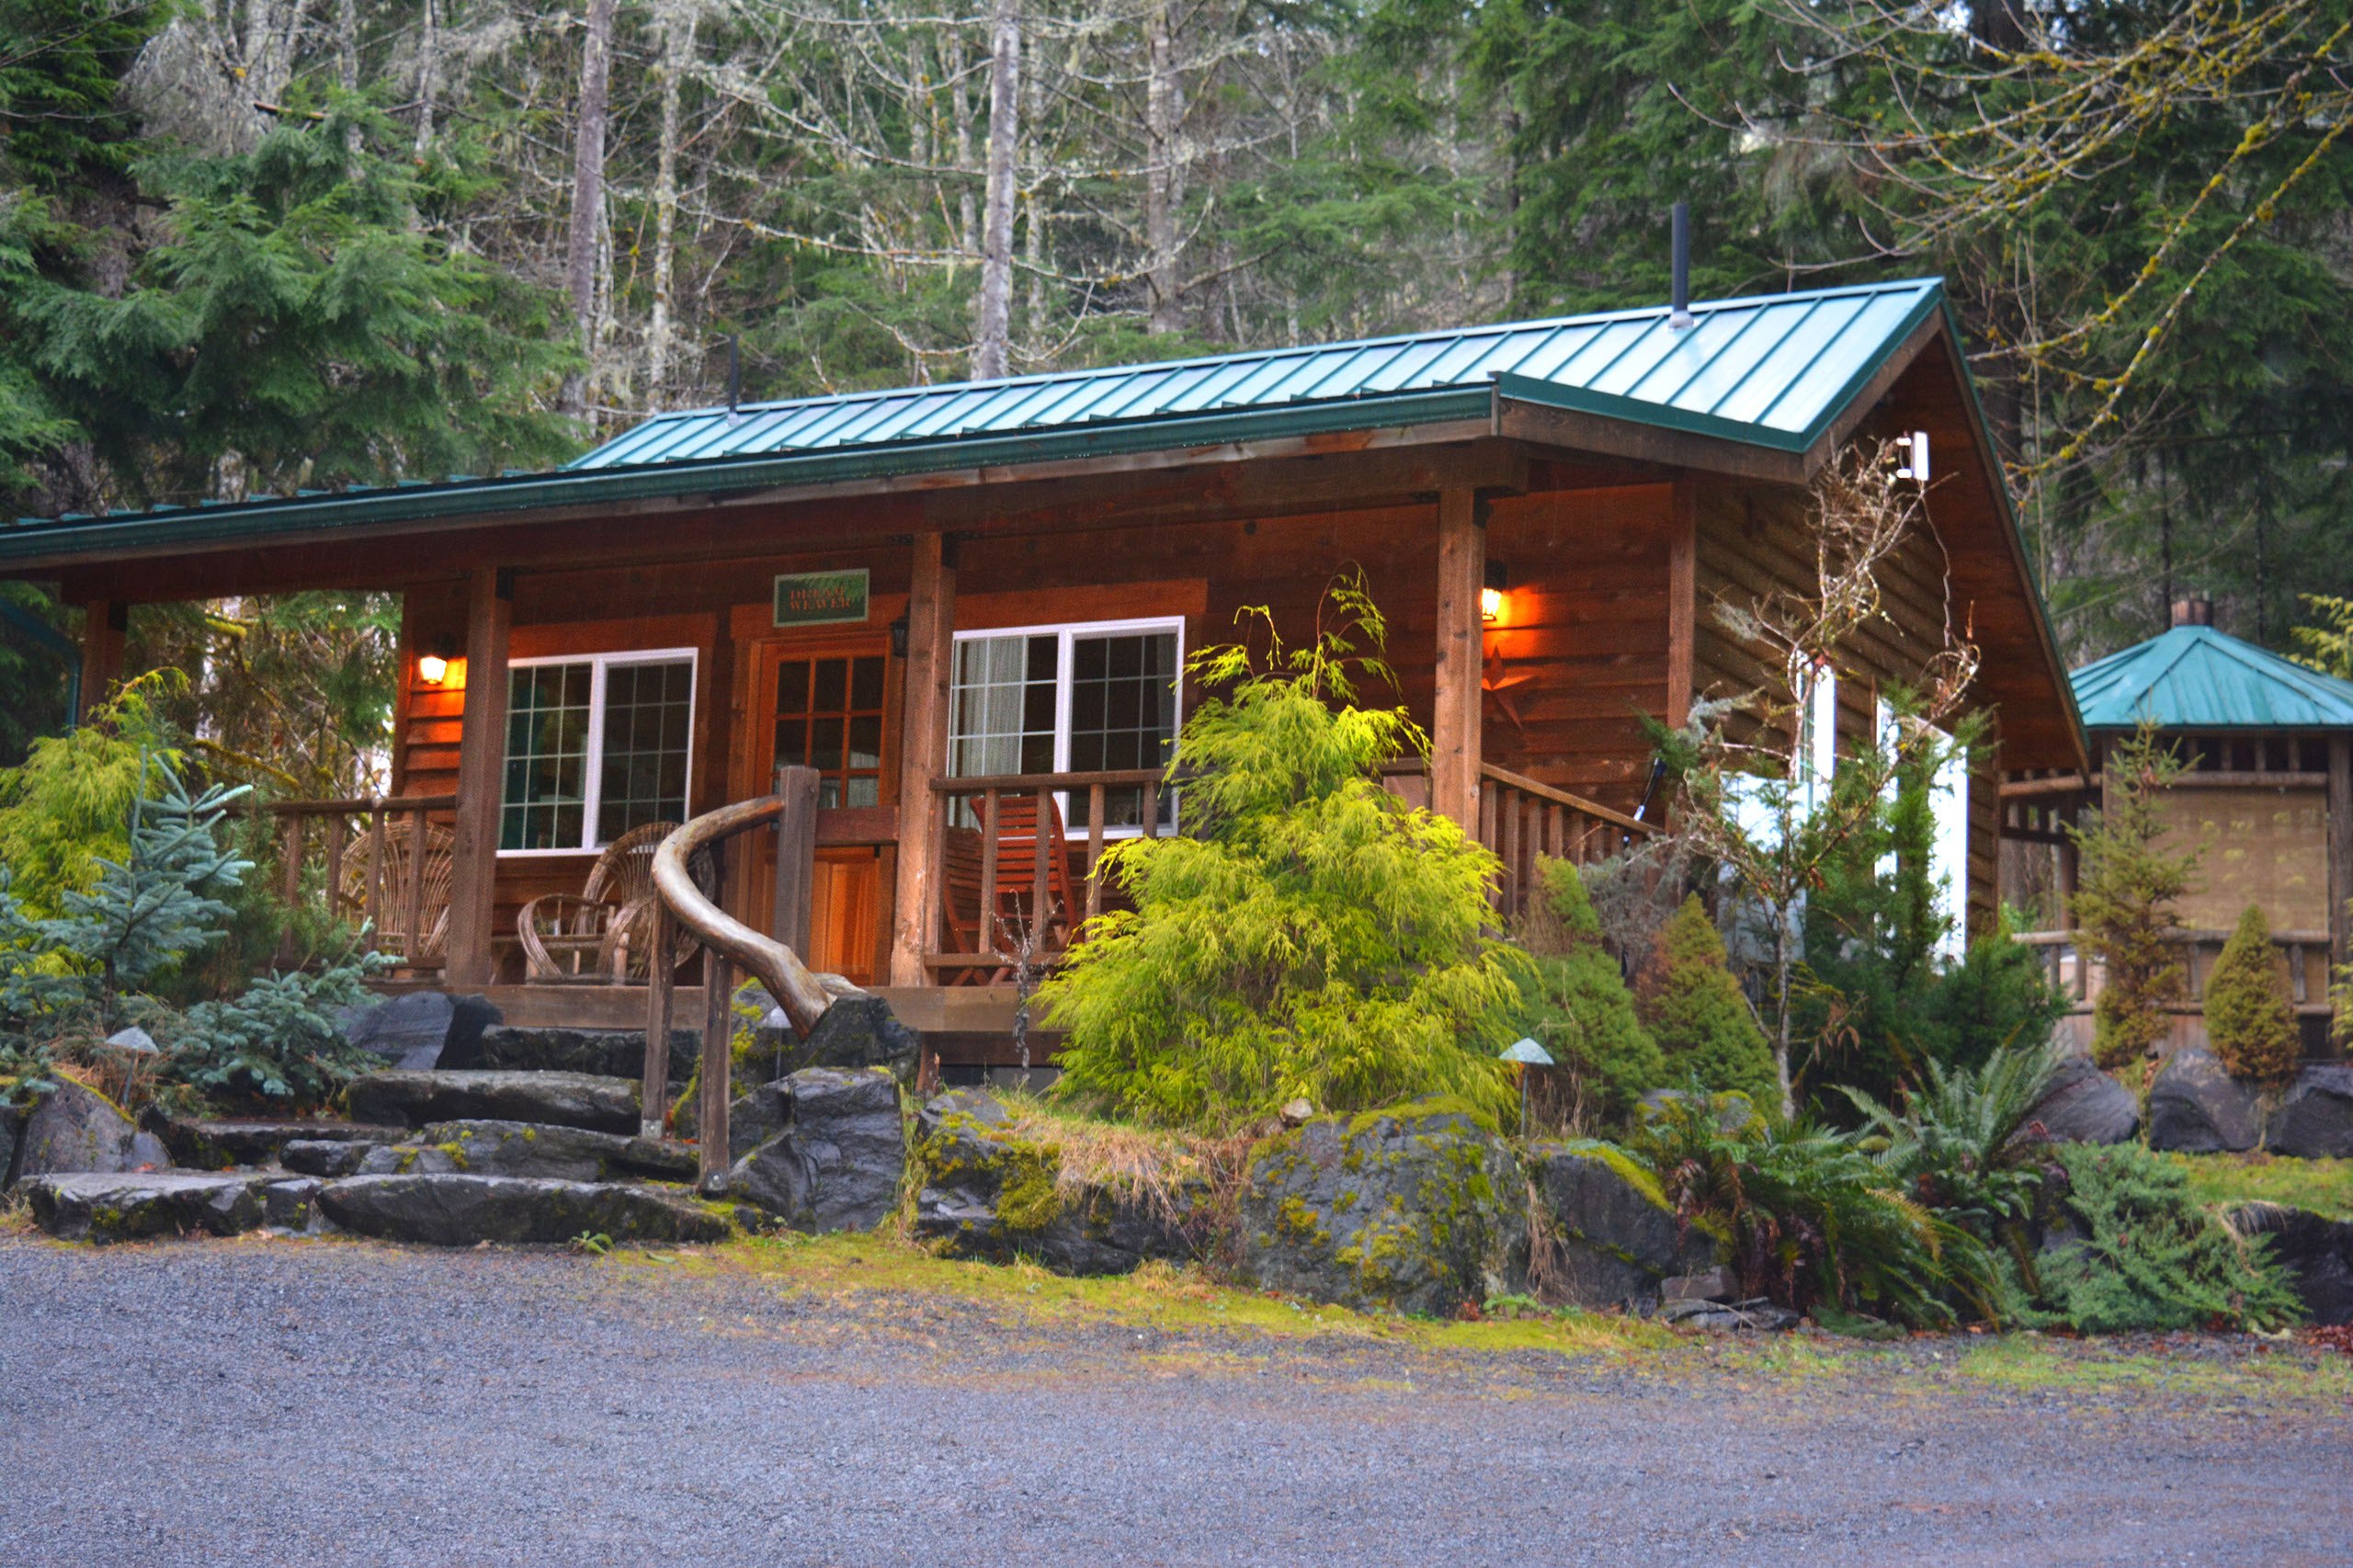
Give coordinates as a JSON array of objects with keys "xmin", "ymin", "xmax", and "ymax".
[{"xmin": 2, "ymin": 1233, "xmax": 2347, "ymax": 1568}]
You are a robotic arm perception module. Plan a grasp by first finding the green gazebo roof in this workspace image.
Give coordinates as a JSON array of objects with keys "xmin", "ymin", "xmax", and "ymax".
[{"xmin": 2070, "ymin": 625, "xmax": 2353, "ymax": 732}]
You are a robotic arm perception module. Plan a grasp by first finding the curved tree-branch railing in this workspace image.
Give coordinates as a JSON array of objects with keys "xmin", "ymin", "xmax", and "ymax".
[{"xmin": 642, "ymin": 770, "xmax": 874, "ymax": 1187}]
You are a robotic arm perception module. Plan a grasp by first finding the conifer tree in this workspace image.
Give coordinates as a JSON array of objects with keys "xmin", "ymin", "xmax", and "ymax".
[
  {"xmin": 2070, "ymin": 724, "xmax": 2200, "ymax": 1068},
  {"xmin": 2203, "ymin": 903, "xmax": 2298, "ymax": 1083},
  {"xmin": 1512, "ymin": 857, "xmax": 1665, "ymax": 1127},
  {"xmin": 1638, "ymin": 895, "xmax": 1777, "ymax": 1108}
]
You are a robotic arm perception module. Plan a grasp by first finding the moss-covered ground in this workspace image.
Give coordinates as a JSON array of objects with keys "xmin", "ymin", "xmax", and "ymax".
[{"xmin": 2163, "ymin": 1150, "xmax": 2353, "ymax": 1218}]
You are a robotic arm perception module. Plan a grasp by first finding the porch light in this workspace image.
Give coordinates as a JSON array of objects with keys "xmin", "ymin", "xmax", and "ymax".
[
  {"xmin": 417, "ymin": 635, "xmax": 458, "ymax": 686},
  {"xmin": 1482, "ymin": 561, "xmax": 1510, "ymax": 624}
]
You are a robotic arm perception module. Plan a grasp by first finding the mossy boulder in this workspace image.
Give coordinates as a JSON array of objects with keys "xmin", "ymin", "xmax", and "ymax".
[
  {"xmin": 1236, "ymin": 1097, "xmax": 1526, "ymax": 1316},
  {"xmin": 1527, "ymin": 1140, "xmax": 1718, "ymax": 1310},
  {"xmin": 315, "ymin": 1173, "xmax": 732, "ymax": 1246},
  {"xmin": 909, "ymin": 1093, "xmax": 1199, "ymax": 1275},
  {"xmin": 13, "ymin": 1078, "xmax": 165, "ymax": 1181},
  {"xmin": 2146, "ymin": 1048, "xmax": 2265, "ymax": 1153},
  {"xmin": 725, "ymin": 1067, "xmax": 905, "ymax": 1233},
  {"xmin": 2270, "ymin": 1066, "xmax": 2353, "ymax": 1159},
  {"xmin": 2015, "ymin": 1054, "xmax": 2139, "ymax": 1147}
]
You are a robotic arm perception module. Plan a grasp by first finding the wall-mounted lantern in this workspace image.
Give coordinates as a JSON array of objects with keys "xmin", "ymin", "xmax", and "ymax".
[
  {"xmin": 1482, "ymin": 561, "xmax": 1511, "ymax": 625},
  {"xmin": 416, "ymin": 635, "xmax": 458, "ymax": 685}
]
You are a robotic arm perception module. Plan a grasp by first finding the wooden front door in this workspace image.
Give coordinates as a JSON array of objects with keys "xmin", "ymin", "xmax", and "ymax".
[{"xmin": 751, "ymin": 638, "xmax": 893, "ymax": 985}]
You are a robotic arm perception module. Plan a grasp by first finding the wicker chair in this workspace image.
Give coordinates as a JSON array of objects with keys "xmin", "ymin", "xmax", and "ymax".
[
  {"xmin": 516, "ymin": 821, "xmax": 716, "ymax": 984},
  {"xmin": 335, "ymin": 817, "xmax": 455, "ymax": 967}
]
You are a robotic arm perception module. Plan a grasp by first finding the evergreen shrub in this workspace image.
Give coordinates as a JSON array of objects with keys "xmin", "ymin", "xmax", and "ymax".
[
  {"xmin": 2071, "ymin": 724, "xmax": 2199, "ymax": 1067},
  {"xmin": 1637, "ymin": 895, "xmax": 1777, "ymax": 1107},
  {"xmin": 2203, "ymin": 903, "xmax": 2298, "ymax": 1083},
  {"xmin": 1044, "ymin": 576, "xmax": 1517, "ymax": 1131},
  {"xmin": 2017, "ymin": 1142, "xmax": 2302, "ymax": 1334},
  {"xmin": 1510, "ymin": 858, "xmax": 1665, "ymax": 1127}
]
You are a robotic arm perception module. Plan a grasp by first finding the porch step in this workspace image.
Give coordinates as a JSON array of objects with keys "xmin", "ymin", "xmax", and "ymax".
[{"xmin": 343, "ymin": 1070, "xmax": 642, "ymax": 1135}]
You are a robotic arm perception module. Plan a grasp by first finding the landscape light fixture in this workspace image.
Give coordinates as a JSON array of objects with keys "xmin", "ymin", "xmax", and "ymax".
[
  {"xmin": 1482, "ymin": 561, "xmax": 1510, "ymax": 624},
  {"xmin": 1499, "ymin": 1037, "xmax": 1554, "ymax": 1130}
]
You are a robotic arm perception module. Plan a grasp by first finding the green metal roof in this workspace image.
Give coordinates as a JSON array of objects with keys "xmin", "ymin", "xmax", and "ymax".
[
  {"xmin": 574, "ymin": 277, "xmax": 1944, "ymax": 471},
  {"xmin": 2071, "ymin": 625, "xmax": 2353, "ymax": 731},
  {"xmin": 0, "ymin": 277, "xmax": 1947, "ymax": 566}
]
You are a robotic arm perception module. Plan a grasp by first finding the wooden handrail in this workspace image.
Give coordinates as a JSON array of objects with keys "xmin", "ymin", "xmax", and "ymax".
[
  {"xmin": 931, "ymin": 768, "xmax": 1176, "ymax": 793},
  {"xmin": 1478, "ymin": 764, "xmax": 1654, "ymax": 836},
  {"xmin": 650, "ymin": 794, "xmax": 859, "ymax": 1038},
  {"xmin": 230, "ymin": 793, "xmax": 458, "ymax": 816}
]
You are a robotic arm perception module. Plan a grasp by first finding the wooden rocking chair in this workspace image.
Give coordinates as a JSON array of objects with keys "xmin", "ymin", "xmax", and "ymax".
[
  {"xmin": 335, "ymin": 817, "xmax": 455, "ymax": 969},
  {"xmin": 936, "ymin": 791, "xmax": 1079, "ymax": 986},
  {"xmin": 516, "ymin": 821, "xmax": 716, "ymax": 983}
]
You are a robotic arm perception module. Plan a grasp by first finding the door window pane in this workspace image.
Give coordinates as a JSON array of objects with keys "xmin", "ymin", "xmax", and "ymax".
[{"xmin": 775, "ymin": 651, "xmax": 888, "ymax": 812}]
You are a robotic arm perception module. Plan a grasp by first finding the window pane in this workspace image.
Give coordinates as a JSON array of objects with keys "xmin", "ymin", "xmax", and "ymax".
[
  {"xmin": 504, "ymin": 662, "xmax": 594, "ymax": 848},
  {"xmin": 596, "ymin": 657, "xmax": 693, "ymax": 844},
  {"xmin": 813, "ymin": 658, "xmax": 847, "ymax": 712},
  {"xmin": 846, "ymin": 775, "xmax": 879, "ymax": 808},
  {"xmin": 811, "ymin": 714, "xmax": 845, "ymax": 771},
  {"xmin": 949, "ymin": 634, "xmax": 1055, "ymax": 779},
  {"xmin": 848, "ymin": 713, "xmax": 882, "ymax": 771},
  {"xmin": 1067, "ymin": 631, "xmax": 1177, "ymax": 828},
  {"xmin": 850, "ymin": 655, "xmax": 884, "ymax": 711},
  {"xmin": 777, "ymin": 662, "xmax": 809, "ymax": 714}
]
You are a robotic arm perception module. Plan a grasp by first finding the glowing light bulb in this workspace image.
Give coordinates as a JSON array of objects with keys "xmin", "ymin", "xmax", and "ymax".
[
  {"xmin": 417, "ymin": 653, "xmax": 449, "ymax": 685},
  {"xmin": 1481, "ymin": 586, "xmax": 1504, "ymax": 624}
]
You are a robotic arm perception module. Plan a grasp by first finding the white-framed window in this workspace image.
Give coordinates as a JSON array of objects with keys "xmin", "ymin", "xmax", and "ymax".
[
  {"xmin": 501, "ymin": 649, "xmax": 697, "ymax": 853},
  {"xmin": 1877, "ymin": 698, "xmax": 1969, "ymax": 959},
  {"xmin": 949, "ymin": 616, "xmax": 1184, "ymax": 833}
]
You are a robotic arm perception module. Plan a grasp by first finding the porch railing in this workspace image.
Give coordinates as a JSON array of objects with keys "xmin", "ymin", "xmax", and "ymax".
[
  {"xmin": 233, "ymin": 794, "xmax": 460, "ymax": 971},
  {"xmin": 2012, "ymin": 926, "xmax": 2336, "ymax": 1017},
  {"xmin": 923, "ymin": 768, "xmax": 1176, "ymax": 980},
  {"xmin": 1478, "ymin": 764, "xmax": 1655, "ymax": 922}
]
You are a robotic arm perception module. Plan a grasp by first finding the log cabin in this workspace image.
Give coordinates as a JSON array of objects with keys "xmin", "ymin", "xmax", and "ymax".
[{"xmin": 0, "ymin": 276, "xmax": 2086, "ymax": 1066}]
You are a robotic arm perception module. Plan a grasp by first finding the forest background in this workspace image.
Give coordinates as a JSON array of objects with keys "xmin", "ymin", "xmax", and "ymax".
[{"xmin": 0, "ymin": 0, "xmax": 2347, "ymax": 791}]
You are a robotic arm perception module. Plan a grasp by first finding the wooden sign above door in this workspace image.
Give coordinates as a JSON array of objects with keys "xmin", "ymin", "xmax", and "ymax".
[{"xmin": 772, "ymin": 569, "xmax": 870, "ymax": 628}]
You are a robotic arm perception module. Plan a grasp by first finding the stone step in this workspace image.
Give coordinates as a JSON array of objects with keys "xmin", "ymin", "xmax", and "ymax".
[
  {"xmin": 358, "ymin": 1120, "xmax": 697, "ymax": 1184},
  {"xmin": 315, "ymin": 1174, "xmax": 731, "ymax": 1246},
  {"xmin": 343, "ymin": 1070, "xmax": 641, "ymax": 1134},
  {"xmin": 22, "ymin": 1172, "xmax": 324, "ymax": 1243},
  {"xmin": 141, "ymin": 1112, "xmax": 406, "ymax": 1171},
  {"xmin": 443, "ymin": 1025, "xmax": 700, "ymax": 1084}
]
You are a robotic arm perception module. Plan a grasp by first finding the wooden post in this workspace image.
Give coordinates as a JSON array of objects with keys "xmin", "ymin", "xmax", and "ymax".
[
  {"xmin": 889, "ymin": 532, "xmax": 957, "ymax": 986},
  {"xmin": 771, "ymin": 764, "xmax": 821, "ymax": 957},
  {"xmin": 275, "ymin": 812, "xmax": 303, "ymax": 970},
  {"xmin": 1666, "ymin": 484, "xmax": 1696, "ymax": 731},
  {"xmin": 2330, "ymin": 734, "xmax": 2351, "ymax": 983},
  {"xmin": 361, "ymin": 806, "xmax": 385, "ymax": 954},
  {"xmin": 1031, "ymin": 784, "xmax": 1051, "ymax": 947},
  {"xmin": 403, "ymin": 805, "xmax": 428, "ymax": 965},
  {"xmin": 642, "ymin": 900, "xmax": 675, "ymax": 1141},
  {"xmin": 75, "ymin": 600, "xmax": 126, "ymax": 725},
  {"xmin": 1431, "ymin": 487, "xmax": 1483, "ymax": 832},
  {"xmin": 698, "ymin": 949, "xmax": 733, "ymax": 1190},
  {"xmin": 977, "ymin": 789, "xmax": 1001, "ymax": 958},
  {"xmin": 445, "ymin": 566, "xmax": 512, "ymax": 986},
  {"xmin": 1086, "ymin": 784, "xmax": 1106, "ymax": 923}
]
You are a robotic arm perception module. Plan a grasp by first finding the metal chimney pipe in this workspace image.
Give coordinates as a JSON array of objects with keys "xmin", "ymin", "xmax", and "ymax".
[
  {"xmin": 1668, "ymin": 203, "xmax": 1695, "ymax": 331},
  {"xmin": 726, "ymin": 334, "xmax": 742, "ymax": 420}
]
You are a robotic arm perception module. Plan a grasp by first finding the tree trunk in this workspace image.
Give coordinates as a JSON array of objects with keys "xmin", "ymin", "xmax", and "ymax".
[
  {"xmin": 562, "ymin": 0, "xmax": 618, "ymax": 416},
  {"xmin": 1020, "ymin": 42, "xmax": 1048, "ymax": 353},
  {"xmin": 1143, "ymin": 0, "xmax": 1185, "ymax": 335},
  {"xmin": 414, "ymin": 0, "xmax": 439, "ymax": 153},
  {"xmin": 335, "ymin": 0, "xmax": 357, "ymax": 93},
  {"xmin": 973, "ymin": 0, "xmax": 1019, "ymax": 381},
  {"xmin": 648, "ymin": 0, "xmax": 696, "ymax": 406},
  {"xmin": 949, "ymin": 28, "xmax": 976, "ymax": 264}
]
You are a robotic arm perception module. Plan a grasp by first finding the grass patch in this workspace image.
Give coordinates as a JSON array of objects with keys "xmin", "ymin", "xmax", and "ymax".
[
  {"xmin": 610, "ymin": 1228, "xmax": 1670, "ymax": 1357},
  {"xmin": 1955, "ymin": 1333, "xmax": 2353, "ymax": 1403},
  {"xmin": 2162, "ymin": 1152, "xmax": 2353, "ymax": 1219}
]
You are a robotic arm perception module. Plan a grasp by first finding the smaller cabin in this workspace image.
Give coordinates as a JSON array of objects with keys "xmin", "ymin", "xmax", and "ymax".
[{"xmin": 2005, "ymin": 597, "xmax": 2353, "ymax": 1058}]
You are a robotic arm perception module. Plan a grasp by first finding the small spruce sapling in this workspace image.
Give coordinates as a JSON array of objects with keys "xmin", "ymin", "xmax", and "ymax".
[
  {"xmin": 2070, "ymin": 723, "xmax": 2200, "ymax": 1067},
  {"xmin": 2203, "ymin": 903, "xmax": 2298, "ymax": 1082},
  {"xmin": 1638, "ymin": 895, "xmax": 1779, "ymax": 1108}
]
